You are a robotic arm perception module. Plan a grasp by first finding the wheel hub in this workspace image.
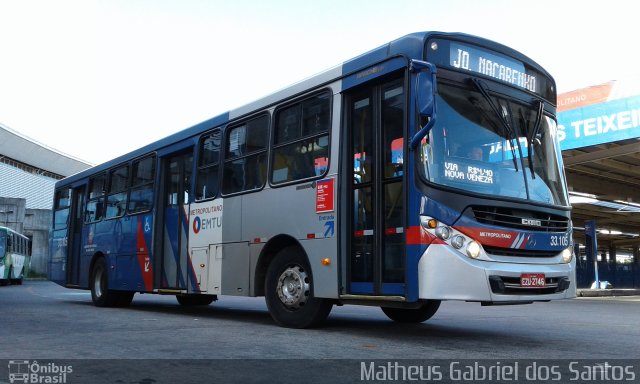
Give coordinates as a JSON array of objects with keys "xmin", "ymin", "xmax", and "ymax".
[
  {"xmin": 276, "ymin": 265, "xmax": 310, "ymax": 310},
  {"xmin": 94, "ymin": 267, "xmax": 104, "ymax": 298}
]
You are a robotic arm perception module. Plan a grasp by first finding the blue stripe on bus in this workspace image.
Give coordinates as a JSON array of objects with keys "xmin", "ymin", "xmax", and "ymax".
[
  {"xmin": 349, "ymin": 283, "xmax": 405, "ymax": 296},
  {"xmin": 350, "ymin": 282, "xmax": 374, "ymax": 294},
  {"xmin": 381, "ymin": 283, "xmax": 405, "ymax": 295}
]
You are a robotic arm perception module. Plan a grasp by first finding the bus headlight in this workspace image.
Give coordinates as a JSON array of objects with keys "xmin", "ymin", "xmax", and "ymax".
[
  {"xmin": 435, "ymin": 226, "xmax": 451, "ymax": 240},
  {"xmin": 419, "ymin": 215, "xmax": 484, "ymax": 259},
  {"xmin": 466, "ymin": 241, "xmax": 481, "ymax": 259},
  {"xmin": 561, "ymin": 247, "xmax": 573, "ymax": 263},
  {"xmin": 451, "ymin": 235, "xmax": 465, "ymax": 249}
]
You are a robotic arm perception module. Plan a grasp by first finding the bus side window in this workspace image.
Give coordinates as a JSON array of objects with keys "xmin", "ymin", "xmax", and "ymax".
[
  {"xmin": 106, "ymin": 165, "xmax": 129, "ymax": 219},
  {"xmin": 86, "ymin": 174, "xmax": 106, "ymax": 222},
  {"xmin": 196, "ymin": 130, "xmax": 220, "ymax": 201},
  {"xmin": 270, "ymin": 91, "xmax": 331, "ymax": 185},
  {"xmin": 222, "ymin": 115, "xmax": 269, "ymax": 195},
  {"xmin": 54, "ymin": 188, "xmax": 71, "ymax": 230},
  {"xmin": 129, "ymin": 155, "xmax": 156, "ymax": 213}
]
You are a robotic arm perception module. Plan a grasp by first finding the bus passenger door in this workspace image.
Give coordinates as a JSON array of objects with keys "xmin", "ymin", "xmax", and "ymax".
[
  {"xmin": 159, "ymin": 151, "xmax": 193, "ymax": 290},
  {"xmin": 345, "ymin": 77, "xmax": 406, "ymax": 296},
  {"xmin": 67, "ymin": 186, "xmax": 85, "ymax": 286}
]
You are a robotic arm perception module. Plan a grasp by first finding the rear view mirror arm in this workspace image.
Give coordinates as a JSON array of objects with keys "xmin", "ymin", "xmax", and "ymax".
[{"xmin": 409, "ymin": 60, "xmax": 437, "ymax": 150}]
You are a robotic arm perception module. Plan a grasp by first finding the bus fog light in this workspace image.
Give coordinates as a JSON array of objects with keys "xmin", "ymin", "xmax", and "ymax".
[
  {"xmin": 466, "ymin": 241, "xmax": 481, "ymax": 259},
  {"xmin": 435, "ymin": 226, "xmax": 451, "ymax": 240},
  {"xmin": 562, "ymin": 247, "xmax": 573, "ymax": 263},
  {"xmin": 451, "ymin": 235, "xmax": 465, "ymax": 249}
]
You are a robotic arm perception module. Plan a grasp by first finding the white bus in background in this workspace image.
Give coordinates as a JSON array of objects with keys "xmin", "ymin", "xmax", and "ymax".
[{"xmin": 0, "ymin": 226, "xmax": 31, "ymax": 285}]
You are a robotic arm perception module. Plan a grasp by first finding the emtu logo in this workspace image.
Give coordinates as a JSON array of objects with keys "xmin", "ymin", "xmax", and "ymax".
[{"xmin": 193, "ymin": 216, "xmax": 201, "ymax": 234}]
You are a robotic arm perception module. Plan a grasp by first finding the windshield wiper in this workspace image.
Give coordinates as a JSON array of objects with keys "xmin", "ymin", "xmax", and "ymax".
[
  {"xmin": 470, "ymin": 78, "xmax": 519, "ymax": 172},
  {"xmin": 526, "ymin": 100, "xmax": 544, "ymax": 179}
]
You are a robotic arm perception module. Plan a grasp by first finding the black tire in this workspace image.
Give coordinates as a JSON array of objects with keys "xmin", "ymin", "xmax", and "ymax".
[
  {"xmin": 265, "ymin": 246, "xmax": 333, "ymax": 328},
  {"xmin": 115, "ymin": 292, "xmax": 135, "ymax": 307},
  {"xmin": 176, "ymin": 294, "xmax": 216, "ymax": 306},
  {"xmin": 9, "ymin": 267, "xmax": 22, "ymax": 285},
  {"xmin": 90, "ymin": 258, "xmax": 129, "ymax": 307},
  {"xmin": 381, "ymin": 300, "xmax": 441, "ymax": 323},
  {"xmin": 0, "ymin": 279, "xmax": 8, "ymax": 287},
  {"xmin": 6, "ymin": 266, "xmax": 18, "ymax": 285}
]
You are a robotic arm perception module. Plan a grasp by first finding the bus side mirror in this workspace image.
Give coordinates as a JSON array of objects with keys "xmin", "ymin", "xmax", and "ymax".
[
  {"xmin": 410, "ymin": 60, "xmax": 437, "ymax": 149},
  {"xmin": 417, "ymin": 72, "xmax": 435, "ymax": 116}
]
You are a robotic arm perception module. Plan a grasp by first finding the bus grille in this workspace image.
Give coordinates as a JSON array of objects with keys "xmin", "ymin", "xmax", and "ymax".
[
  {"xmin": 483, "ymin": 246, "xmax": 558, "ymax": 258},
  {"xmin": 489, "ymin": 276, "xmax": 571, "ymax": 295},
  {"xmin": 471, "ymin": 206, "xmax": 569, "ymax": 232}
]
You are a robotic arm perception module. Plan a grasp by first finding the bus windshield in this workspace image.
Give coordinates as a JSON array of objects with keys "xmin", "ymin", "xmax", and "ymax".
[
  {"xmin": 419, "ymin": 81, "xmax": 569, "ymax": 207},
  {"xmin": 0, "ymin": 231, "xmax": 5, "ymax": 258}
]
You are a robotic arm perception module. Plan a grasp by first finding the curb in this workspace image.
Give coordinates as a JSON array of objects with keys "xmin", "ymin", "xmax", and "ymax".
[{"xmin": 577, "ymin": 289, "xmax": 640, "ymax": 297}]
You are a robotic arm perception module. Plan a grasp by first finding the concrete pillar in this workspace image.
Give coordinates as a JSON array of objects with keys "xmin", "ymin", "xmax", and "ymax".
[
  {"xmin": 24, "ymin": 209, "xmax": 52, "ymax": 276},
  {"xmin": 0, "ymin": 197, "xmax": 26, "ymax": 233}
]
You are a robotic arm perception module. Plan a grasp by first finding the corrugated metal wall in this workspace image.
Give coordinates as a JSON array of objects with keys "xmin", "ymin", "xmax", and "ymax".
[{"xmin": 0, "ymin": 162, "xmax": 56, "ymax": 209}]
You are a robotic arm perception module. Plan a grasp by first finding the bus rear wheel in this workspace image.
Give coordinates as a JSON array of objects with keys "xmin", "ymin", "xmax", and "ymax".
[
  {"xmin": 9, "ymin": 266, "xmax": 22, "ymax": 285},
  {"xmin": 381, "ymin": 300, "xmax": 441, "ymax": 323},
  {"xmin": 90, "ymin": 258, "xmax": 134, "ymax": 307},
  {"xmin": 176, "ymin": 294, "xmax": 216, "ymax": 306},
  {"xmin": 265, "ymin": 246, "xmax": 333, "ymax": 328}
]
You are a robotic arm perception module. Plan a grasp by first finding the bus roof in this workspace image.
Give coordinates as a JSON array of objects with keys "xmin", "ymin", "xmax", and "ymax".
[
  {"xmin": 56, "ymin": 31, "xmax": 550, "ymax": 188},
  {"xmin": 0, "ymin": 226, "xmax": 29, "ymax": 240}
]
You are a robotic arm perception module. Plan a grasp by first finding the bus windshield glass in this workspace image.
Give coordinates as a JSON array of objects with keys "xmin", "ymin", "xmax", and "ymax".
[
  {"xmin": 419, "ymin": 81, "xmax": 569, "ymax": 207},
  {"xmin": 0, "ymin": 231, "xmax": 5, "ymax": 258}
]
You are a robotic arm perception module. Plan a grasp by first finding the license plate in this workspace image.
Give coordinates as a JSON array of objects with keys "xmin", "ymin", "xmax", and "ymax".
[{"xmin": 520, "ymin": 273, "xmax": 546, "ymax": 288}]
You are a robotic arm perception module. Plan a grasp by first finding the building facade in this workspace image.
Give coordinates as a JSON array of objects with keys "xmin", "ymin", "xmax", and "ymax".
[{"xmin": 0, "ymin": 123, "xmax": 91, "ymax": 275}]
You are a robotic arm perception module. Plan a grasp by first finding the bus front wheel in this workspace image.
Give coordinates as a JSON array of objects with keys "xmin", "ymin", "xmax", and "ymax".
[
  {"xmin": 265, "ymin": 247, "xmax": 333, "ymax": 328},
  {"xmin": 381, "ymin": 300, "xmax": 441, "ymax": 323}
]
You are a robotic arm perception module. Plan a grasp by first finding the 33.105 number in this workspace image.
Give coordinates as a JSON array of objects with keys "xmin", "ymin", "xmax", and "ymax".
[{"xmin": 550, "ymin": 235, "xmax": 569, "ymax": 247}]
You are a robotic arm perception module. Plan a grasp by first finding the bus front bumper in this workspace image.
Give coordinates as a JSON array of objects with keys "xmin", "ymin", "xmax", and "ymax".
[{"xmin": 418, "ymin": 244, "xmax": 576, "ymax": 303}]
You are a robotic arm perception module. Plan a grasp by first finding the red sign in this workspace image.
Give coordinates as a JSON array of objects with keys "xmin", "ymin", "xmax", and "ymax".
[{"xmin": 315, "ymin": 179, "xmax": 334, "ymax": 213}]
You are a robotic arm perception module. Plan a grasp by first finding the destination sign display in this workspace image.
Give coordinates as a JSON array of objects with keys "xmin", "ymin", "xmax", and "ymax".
[
  {"xmin": 449, "ymin": 42, "xmax": 536, "ymax": 93},
  {"xmin": 425, "ymin": 37, "xmax": 555, "ymax": 101},
  {"xmin": 443, "ymin": 161, "xmax": 494, "ymax": 185}
]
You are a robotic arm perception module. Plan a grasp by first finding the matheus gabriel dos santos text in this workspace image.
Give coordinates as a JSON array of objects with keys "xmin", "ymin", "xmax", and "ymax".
[{"xmin": 360, "ymin": 361, "xmax": 636, "ymax": 382}]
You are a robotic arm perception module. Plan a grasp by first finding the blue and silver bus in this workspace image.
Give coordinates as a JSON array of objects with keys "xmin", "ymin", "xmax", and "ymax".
[
  {"xmin": 1, "ymin": 226, "xmax": 31, "ymax": 286},
  {"xmin": 49, "ymin": 32, "xmax": 574, "ymax": 328}
]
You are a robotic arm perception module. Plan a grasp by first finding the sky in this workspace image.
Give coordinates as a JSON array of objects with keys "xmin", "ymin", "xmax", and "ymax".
[{"xmin": 0, "ymin": 0, "xmax": 638, "ymax": 165}]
